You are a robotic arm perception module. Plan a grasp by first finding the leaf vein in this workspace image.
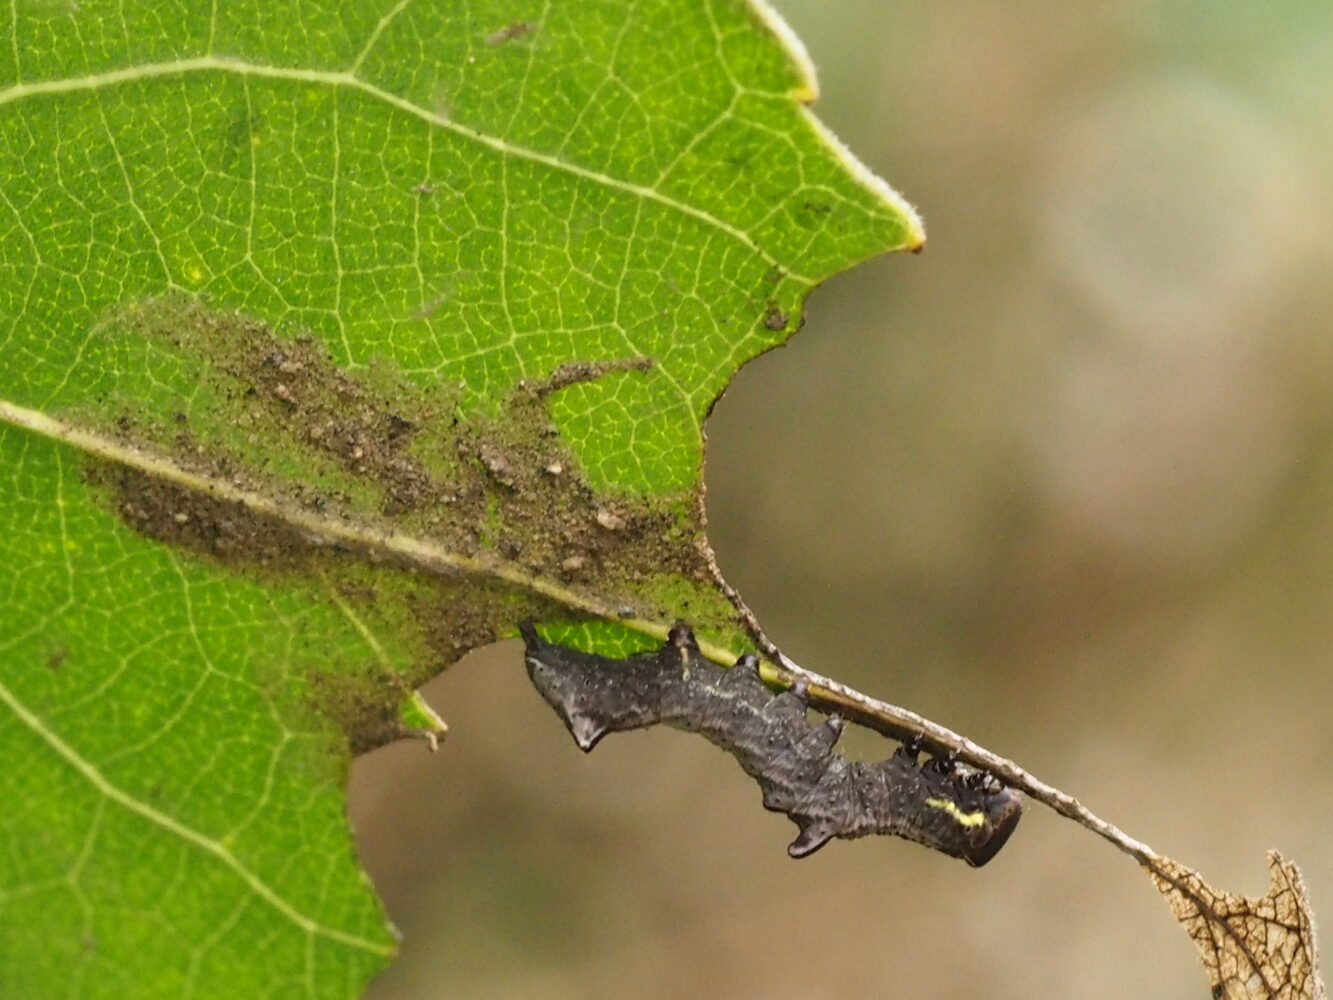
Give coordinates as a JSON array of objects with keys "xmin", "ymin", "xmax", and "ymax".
[
  {"xmin": 0, "ymin": 399, "xmax": 742, "ymax": 667},
  {"xmin": 347, "ymin": 0, "xmax": 413, "ymax": 75},
  {"xmin": 0, "ymin": 55, "xmax": 815, "ymax": 283},
  {"xmin": 0, "ymin": 675, "xmax": 393, "ymax": 957}
]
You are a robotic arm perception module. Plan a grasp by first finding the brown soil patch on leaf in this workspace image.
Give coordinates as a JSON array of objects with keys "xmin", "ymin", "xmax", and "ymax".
[
  {"xmin": 89, "ymin": 463, "xmax": 319, "ymax": 570},
  {"xmin": 76, "ymin": 294, "xmax": 723, "ymax": 750}
]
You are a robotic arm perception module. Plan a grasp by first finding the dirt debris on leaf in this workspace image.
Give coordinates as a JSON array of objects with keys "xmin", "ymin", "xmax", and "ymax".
[{"xmin": 72, "ymin": 295, "xmax": 734, "ymax": 750}]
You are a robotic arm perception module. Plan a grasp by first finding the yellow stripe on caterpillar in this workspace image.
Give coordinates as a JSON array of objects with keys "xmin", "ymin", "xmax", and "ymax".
[{"xmin": 924, "ymin": 797, "xmax": 987, "ymax": 829}]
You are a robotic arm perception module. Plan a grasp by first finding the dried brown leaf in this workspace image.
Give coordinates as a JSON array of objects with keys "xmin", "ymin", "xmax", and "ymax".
[{"xmin": 1149, "ymin": 851, "xmax": 1325, "ymax": 1000}]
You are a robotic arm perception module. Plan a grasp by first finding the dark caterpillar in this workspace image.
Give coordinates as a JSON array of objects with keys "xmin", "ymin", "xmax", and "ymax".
[{"xmin": 520, "ymin": 621, "xmax": 1023, "ymax": 866}]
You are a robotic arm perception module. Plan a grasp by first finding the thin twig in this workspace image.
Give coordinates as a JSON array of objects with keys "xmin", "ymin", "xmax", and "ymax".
[
  {"xmin": 711, "ymin": 549, "xmax": 1297, "ymax": 993},
  {"xmin": 710, "ymin": 551, "xmax": 1163, "ymax": 864}
]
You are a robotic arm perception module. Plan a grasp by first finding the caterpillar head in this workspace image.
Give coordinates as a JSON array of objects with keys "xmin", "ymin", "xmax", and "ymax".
[{"xmin": 918, "ymin": 754, "xmax": 1024, "ymax": 867}]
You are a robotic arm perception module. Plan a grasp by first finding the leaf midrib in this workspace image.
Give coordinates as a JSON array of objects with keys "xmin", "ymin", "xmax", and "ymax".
[
  {"xmin": 0, "ymin": 54, "xmax": 817, "ymax": 285},
  {"xmin": 0, "ymin": 399, "xmax": 741, "ymax": 666}
]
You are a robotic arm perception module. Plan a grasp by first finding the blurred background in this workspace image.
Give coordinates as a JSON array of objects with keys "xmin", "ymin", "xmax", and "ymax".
[{"xmin": 351, "ymin": 2, "xmax": 1333, "ymax": 997}]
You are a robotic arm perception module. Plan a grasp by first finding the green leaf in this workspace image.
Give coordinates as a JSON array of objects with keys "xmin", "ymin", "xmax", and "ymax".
[{"xmin": 0, "ymin": 1, "xmax": 920, "ymax": 996}]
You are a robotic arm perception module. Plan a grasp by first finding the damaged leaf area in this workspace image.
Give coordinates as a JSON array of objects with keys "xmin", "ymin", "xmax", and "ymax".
[
  {"xmin": 1150, "ymin": 852, "xmax": 1325, "ymax": 1000},
  {"xmin": 78, "ymin": 294, "xmax": 733, "ymax": 676},
  {"xmin": 0, "ymin": 0, "xmax": 921, "ymax": 996}
]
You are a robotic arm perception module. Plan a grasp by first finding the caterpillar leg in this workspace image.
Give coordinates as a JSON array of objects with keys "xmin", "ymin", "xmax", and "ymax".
[{"xmin": 787, "ymin": 818, "xmax": 834, "ymax": 858}]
